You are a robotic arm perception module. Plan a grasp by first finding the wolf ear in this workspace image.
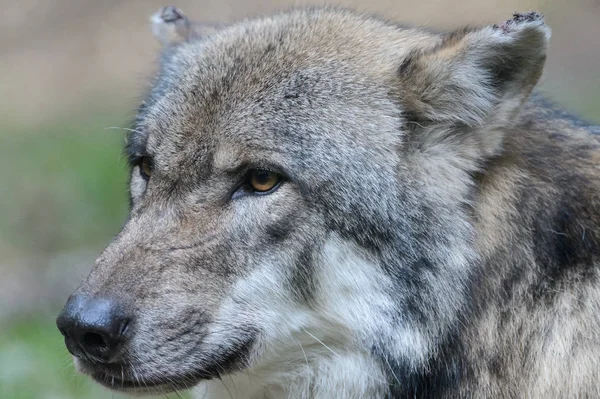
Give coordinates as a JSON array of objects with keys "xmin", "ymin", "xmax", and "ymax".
[
  {"xmin": 151, "ymin": 6, "xmax": 224, "ymax": 46},
  {"xmin": 398, "ymin": 12, "xmax": 550, "ymax": 133}
]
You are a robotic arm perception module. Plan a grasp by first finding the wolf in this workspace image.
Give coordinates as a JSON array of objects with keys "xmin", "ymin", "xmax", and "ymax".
[{"xmin": 56, "ymin": 5, "xmax": 600, "ymax": 398}]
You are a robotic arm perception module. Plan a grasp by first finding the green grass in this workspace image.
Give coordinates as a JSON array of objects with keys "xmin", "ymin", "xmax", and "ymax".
[{"xmin": 0, "ymin": 315, "xmax": 191, "ymax": 399}]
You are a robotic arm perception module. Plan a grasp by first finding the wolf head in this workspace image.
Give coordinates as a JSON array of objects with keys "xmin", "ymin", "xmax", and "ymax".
[{"xmin": 57, "ymin": 7, "xmax": 550, "ymax": 395}]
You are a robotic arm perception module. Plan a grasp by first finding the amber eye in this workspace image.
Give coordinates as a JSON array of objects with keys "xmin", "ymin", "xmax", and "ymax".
[
  {"xmin": 249, "ymin": 170, "xmax": 281, "ymax": 193},
  {"xmin": 139, "ymin": 157, "xmax": 153, "ymax": 179}
]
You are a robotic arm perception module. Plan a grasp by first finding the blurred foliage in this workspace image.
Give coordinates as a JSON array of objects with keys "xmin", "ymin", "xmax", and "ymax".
[{"xmin": 0, "ymin": 112, "xmax": 129, "ymax": 260}]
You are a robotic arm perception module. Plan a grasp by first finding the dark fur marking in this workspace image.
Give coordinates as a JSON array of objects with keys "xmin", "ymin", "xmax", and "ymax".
[
  {"xmin": 485, "ymin": 48, "xmax": 527, "ymax": 92},
  {"xmin": 397, "ymin": 49, "xmax": 420, "ymax": 76},
  {"xmin": 201, "ymin": 329, "xmax": 257, "ymax": 377},
  {"xmin": 531, "ymin": 197, "xmax": 599, "ymax": 301},
  {"xmin": 264, "ymin": 43, "xmax": 276, "ymax": 55},
  {"xmin": 376, "ymin": 327, "xmax": 465, "ymax": 398},
  {"xmin": 290, "ymin": 246, "xmax": 316, "ymax": 303},
  {"xmin": 264, "ymin": 218, "xmax": 297, "ymax": 244}
]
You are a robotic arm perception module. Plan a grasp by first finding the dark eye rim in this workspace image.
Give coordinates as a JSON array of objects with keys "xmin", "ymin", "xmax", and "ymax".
[
  {"xmin": 232, "ymin": 169, "xmax": 284, "ymax": 200},
  {"xmin": 137, "ymin": 156, "xmax": 153, "ymax": 180}
]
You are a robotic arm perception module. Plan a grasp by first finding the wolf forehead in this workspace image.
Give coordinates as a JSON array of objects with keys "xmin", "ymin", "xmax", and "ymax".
[{"xmin": 131, "ymin": 9, "xmax": 440, "ymax": 171}]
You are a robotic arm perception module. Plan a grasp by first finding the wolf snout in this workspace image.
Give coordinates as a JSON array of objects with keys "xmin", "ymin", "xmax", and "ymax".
[{"xmin": 56, "ymin": 295, "xmax": 132, "ymax": 363}]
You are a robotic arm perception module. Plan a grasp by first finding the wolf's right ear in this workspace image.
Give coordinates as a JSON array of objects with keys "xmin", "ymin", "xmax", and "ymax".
[{"xmin": 151, "ymin": 6, "xmax": 223, "ymax": 46}]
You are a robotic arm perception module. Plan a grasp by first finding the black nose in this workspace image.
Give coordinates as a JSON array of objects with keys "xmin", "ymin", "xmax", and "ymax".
[{"xmin": 56, "ymin": 295, "xmax": 131, "ymax": 363}]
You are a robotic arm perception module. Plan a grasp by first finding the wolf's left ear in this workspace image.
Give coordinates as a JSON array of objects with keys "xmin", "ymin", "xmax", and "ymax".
[
  {"xmin": 151, "ymin": 6, "xmax": 224, "ymax": 46},
  {"xmin": 398, "ymin": 12, "xmax": 550, "ymax": 133}
]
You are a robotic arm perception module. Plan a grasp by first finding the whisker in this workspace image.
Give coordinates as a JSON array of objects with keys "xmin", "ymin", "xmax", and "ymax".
[
  {"xmin": 382, "ymin": 351, "xmax": 401, "ymax": 388},
  {"xmin": 121, "ymin": 362, "xmax": 125, "ymax": 390},
  {"xmin": 301, "ymin": 330, "xmax": 340, "ymax": 357},
  {"xmin": 301, "ymin": 329, "xmax": 390, "ymax": 386},
  {"xmin": 227, "ymin": 372, "xmax": 238, "ymax": 399},
  {"xmin": 104, "ymin": 126, "xmax": 145, "ymax": 134},
  {"xmin": 219, "ymin": 372, "xmax": 235, "ymax": 399},
  {"xmin": 292, "ymin": 336, "xmax": 311, "ymax": 397}
]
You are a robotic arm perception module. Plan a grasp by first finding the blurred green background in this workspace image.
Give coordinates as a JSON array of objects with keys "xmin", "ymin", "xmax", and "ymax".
[{"xmin": 0, "ymin": 0, "xmax": 598, "ymax": 398}]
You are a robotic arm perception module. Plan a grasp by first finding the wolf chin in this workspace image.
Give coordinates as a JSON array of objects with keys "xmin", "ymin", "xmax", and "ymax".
[{"xmin": 56, "ymin": 6, "xmax": 600, "ymax": 398}]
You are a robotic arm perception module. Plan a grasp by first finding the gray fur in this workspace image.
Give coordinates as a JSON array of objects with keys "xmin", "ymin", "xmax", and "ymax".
[{"xmin": 60, "ymin": 6, "xmax": 600, "ymax": 398}]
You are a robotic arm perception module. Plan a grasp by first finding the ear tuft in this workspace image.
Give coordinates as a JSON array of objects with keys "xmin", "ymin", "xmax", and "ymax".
[
  {"xmin": 493, "ymin": 12, "xmax": 550, "ymax": 39},
  {"xmin": 150, "ymin": 6, "xmax": 226, "ymax": 47},
  {"xmin": 151, "ymin": 6, "xmax": 191, "ymax": 46}
]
